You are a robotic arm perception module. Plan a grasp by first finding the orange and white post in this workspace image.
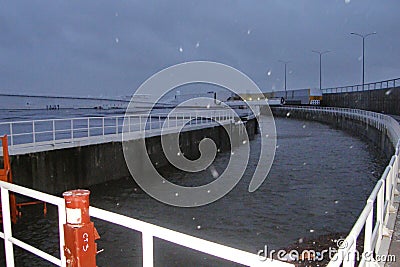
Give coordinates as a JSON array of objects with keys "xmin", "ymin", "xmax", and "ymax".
[{"xmin": 63, "ymin": 189, "xmax": 100, "ymax": 267}]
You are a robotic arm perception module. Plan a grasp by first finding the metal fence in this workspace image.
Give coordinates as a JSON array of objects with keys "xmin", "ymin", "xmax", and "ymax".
[
  {"xmin": 0, "ymin": 181, "xmax": 293, "ymax": 267},
  {"xmin": 0, "ymin": 110, "xmax": 234, "ymax": 152},
  {"xmin": 275, "ymin": 106, "xmax": 400, "ymax": 266},
  {"xmin": 322, "ymin": 78, "xmax": 400, "ymax": 94}
]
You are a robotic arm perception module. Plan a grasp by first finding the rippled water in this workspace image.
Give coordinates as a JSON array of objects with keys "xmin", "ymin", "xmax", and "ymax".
[{"xmin": 1, "ymin": 117, "xmax": 387, "ymax": 267}]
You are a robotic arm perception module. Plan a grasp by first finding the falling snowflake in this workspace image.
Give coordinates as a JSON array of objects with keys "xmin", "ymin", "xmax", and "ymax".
[{"xmin": 210, "ymin": 166, "xmax": 219, "ymax": 178}]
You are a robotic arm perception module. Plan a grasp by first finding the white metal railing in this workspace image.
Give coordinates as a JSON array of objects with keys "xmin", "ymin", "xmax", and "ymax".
[
  {"xmin": 0, "ymin": 180, "xmax": 293, "ymax": 267},
  {"xmin": 322, "ymin": 77, "xmax": 400, "ymax": 94},
  {"xmin": 275, "ymin": 106, "xmax": 400, "ymax": 266},
  {"xmin": 0, "ymin": 110, "xmax": 235, "ymax": 152}
]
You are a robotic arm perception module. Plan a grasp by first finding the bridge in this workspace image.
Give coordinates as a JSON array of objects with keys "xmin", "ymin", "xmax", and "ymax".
[{"xmin": 0, "ymin": 79, "xmax": 400, "ymax": 266}]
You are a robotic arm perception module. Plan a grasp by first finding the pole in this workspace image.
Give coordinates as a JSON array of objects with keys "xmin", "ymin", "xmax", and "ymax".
[
  {"xmin": 279, "ymin": 60, "xmax": 290, "ymax": 100},
  {"xmin": 351, "ymin": 32, "xmax": 376, "ymax": 109},
  {"xmin": 362, "ymin": 37, "xmax": 365, "ymax": 89},
  {"xmin": 319, "ymin": 53, "xmax": 322, "ymax": 90},
  {"xmin": 63, "ymin": 190, "xmax": 100, "ymax": 267},
  {"xmin": 312, "ymin": 50, "xmax": 330, "ymax": 91},
  {"xmin": 350, "ymin": 32, "xmax": 376, "ymax": 90},
  {"xmin": 284, "ymin": 63, "xmax": 287, "ymax": 99}
]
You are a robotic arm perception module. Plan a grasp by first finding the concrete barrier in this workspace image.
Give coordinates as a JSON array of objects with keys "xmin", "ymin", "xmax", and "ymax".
[
  {"xmin": 322, "ymin": 86, "xmax": 400, "ymax": 115},
  {"xmin": 10, "ymin": 118, "xmax": 257, "ymax": 194},
  {"xmin": 270, "ymin": 107, "xmax": 394, "ymax": 159}
]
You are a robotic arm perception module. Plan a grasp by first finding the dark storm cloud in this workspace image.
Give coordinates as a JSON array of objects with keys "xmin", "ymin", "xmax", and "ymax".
[{"xmin": 0, "ymin": 0, "xmax": 399, "ymax": 96}]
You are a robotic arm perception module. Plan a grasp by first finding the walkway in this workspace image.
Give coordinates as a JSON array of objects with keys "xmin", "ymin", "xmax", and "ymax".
[
  {"xmin": 386, "ymin": 114, "xmax": 400, "ymax": 266},
  {"xmin": 0, "ymin": 110, "xmax": 237, "ymax": 156}
]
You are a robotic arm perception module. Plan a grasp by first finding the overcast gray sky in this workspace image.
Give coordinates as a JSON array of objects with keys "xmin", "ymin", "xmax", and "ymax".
[{"xmin": 0, "ymin": 0, "xmax": 399, "ymax": 97}]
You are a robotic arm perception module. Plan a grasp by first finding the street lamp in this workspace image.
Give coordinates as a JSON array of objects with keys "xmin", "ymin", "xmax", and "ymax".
[
  {"xmin": 278, "ymin": 60, "xmax": 290, "ymax": 99},
  {"xmin": 312, "ymin": 50, "xmax": 330, "ymax": 91},
  {"xmin": 350, "ymin": 32, "xmax": 377, "ymax": 89}
]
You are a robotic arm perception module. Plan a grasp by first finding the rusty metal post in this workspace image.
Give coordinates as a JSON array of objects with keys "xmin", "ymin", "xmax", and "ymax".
[
  {"xmin": 0, "ymin": 135, "xmax": 18, "ymax": 224},
  {"xmin": 63, "ymin": 189, "xmax": 100, "ymax": 267}
]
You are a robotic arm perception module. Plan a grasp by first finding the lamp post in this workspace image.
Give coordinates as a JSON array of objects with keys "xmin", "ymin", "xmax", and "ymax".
[
  {"xmin": 278, "ymin": 60, "xmax": 290, "ymax": 99},
  {"xmin": 350, "ymin": 32, "xmax": 377, "ymax": 90},
  {"xmin": 312, "ymin": 50, "xmax": 330, "ymax": 91}
]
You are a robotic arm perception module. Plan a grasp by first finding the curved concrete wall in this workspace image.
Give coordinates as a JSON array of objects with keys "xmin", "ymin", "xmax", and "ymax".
[
  {"xmin": 9, "ymin": 118, "xmax": 258, "ymax": 194},
  {"xmin": 270, "ymin": 107, "xmax": 396, "ymax": 159}
]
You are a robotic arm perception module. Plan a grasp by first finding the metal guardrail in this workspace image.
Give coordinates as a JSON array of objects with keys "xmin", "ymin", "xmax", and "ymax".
[
  {"xmin": 0, "ymin": 181, "xmax": 293, "ymax": 267},
  {"xmin": 322, "ymin": 78, "xmax": 400, "ymax": 94},
  {"xmin": 275, "ymin": 106, "xmax": 400, "ymax": 266},
  {"xmin": 0, "ymin": 110, "xmax": 234, "ymax": 152}
]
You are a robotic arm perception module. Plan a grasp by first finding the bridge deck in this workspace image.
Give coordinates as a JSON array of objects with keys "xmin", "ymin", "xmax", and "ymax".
[{"xmin": 4, "ymin": 120, "xmax": 232, "ymax": 156}]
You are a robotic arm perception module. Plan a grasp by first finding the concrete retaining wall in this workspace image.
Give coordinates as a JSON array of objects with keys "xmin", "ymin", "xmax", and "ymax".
[
  {"xmin": 271, "ymin": 107, "xmax": 394, "ymax": 159},
  {"xmin": 322, "ymin": 86, "xmax": 400, "ymax": 115},
  {"xmin": 10, "ymin": 118, "xmax": 257, "ymax": 194}
]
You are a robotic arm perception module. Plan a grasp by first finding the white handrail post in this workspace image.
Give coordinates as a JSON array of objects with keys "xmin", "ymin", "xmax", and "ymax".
[
  {"xmin": 70, "ymin": 120, "xmax": 74, "ymax": 141},
  {"xmin": 9, "ymin": 123, "xmax": 13, "ymax": 146},
  {"xmin": 128, "ymin": 116, "xmax": 131, "ymax": 132},
  {"xmin": 376, "ymin": 185, "xmax": 384, "ymax": 253},
  {"xmin": 32, "ymin": 121, "xmax": 36, "ymax": 144},
  {"xmin": 102, "ymin": 117, "xmax": 105, "ymax": 136},
  {"xmin": 87, "ymin": 118, "xmax": 90, "ymax": 137},
  {"xmin": 149, "ymin": 116, "xmax": 152, "ymax": 131},
  {"xmin": 116, "ymin": 117, "xmax": 118, "ymax": 134},
  {"xmin": 386, "ymin": 167, "xmax": 392, "ymax": 208},
  {"xmin": 1, "ymin": 187, "xmax": 15, "ymax": 267},
  {"xmin": 58, "ymin": 202, "xmax": 67, "ymax": 267},
  {"xmin": 142, "ymin": 232, "xmax": 154, "ymax": 267},
  {"xmin": 343, "ymin": 238, "xmax": 357, "ymax": 267},
  {"xmin": 364, "ymin": 206, "xmax": 373, "ymax": 259},
  {"xmin": 52, "ymin": 120, "xmax": 56, "ymax": 143}
]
